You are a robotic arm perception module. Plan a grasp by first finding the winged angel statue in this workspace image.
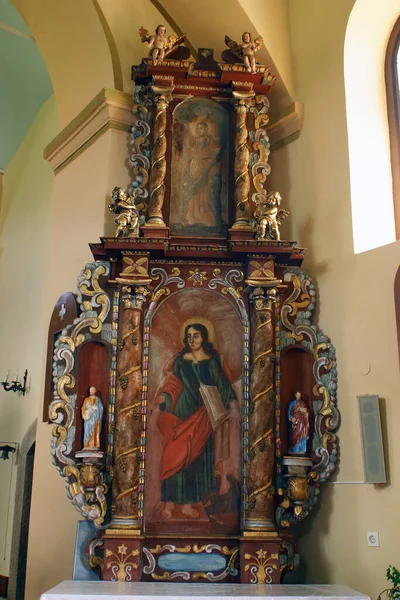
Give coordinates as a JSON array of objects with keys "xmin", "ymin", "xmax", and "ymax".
[
  {"xmin": 224, "ymin": 32, "xmax": 263, "ymax": 73},
  {"xmin": 253, "ymin": 191, "xmax": 289, "ymax": 241},
  {"xmin": 139, "ymin": 25, "xmax": 186, "ymax": 66}
]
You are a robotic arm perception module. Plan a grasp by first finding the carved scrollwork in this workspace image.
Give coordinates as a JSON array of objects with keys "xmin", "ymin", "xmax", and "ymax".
[
  {"xmin": 150, "ymin": 267, "xmax": 185, "ymax": 298},
  {"xmin": 88, "ymin": 537, "xmax": 104, "ymax": 571},
  {"xmin": 130, "ymin": 85, "xmax": 152, "ymax": 200},
  {"xmin": 49, "ymin": 262, "xmax": 111, "ymax": 526},
  {"xmin": 208, "ymin": 269, "xmax": 247, "ymax": 318},
  {"xmin": 64, "ymin": 464, "xmax": 108, "ymax": 527},
  {"xmin": 249, "ymin": 95, "xmax": 271, "ymax": 207},
  {"xmin": 276, "ymin": 267, "xmax": 339, "ymax": 528}
]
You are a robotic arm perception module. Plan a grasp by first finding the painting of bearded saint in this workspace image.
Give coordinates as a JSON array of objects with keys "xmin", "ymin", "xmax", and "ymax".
[
  {"xmin": 146, "ymin": 297, "xmax": 242, "ymax": 534},
  {"xmin": 170, "ymin": 98, "xmax": 229, "ymax": 237}
]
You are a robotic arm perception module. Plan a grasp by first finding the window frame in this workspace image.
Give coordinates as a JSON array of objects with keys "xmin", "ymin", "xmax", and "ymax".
[{"xmin": 385, "ymin": 15, "xmax": 400, "ymax": 240}]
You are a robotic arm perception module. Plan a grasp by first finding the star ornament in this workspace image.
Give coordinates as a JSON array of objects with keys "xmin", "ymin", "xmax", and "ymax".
[
  {"xmin": 256, "ymin": 548, "xmax": 268, "ymax": 559},
  {"xmin": 118, "ymin": 544, "xmax": 128, "ymax": 556},
  {"xmin": 188, "ymin": 268, "xmax": 207, "ymax": 286}
]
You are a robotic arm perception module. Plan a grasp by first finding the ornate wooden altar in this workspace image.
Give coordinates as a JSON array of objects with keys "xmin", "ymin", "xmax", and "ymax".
[{"xmin": 48, "ymin": 45, "xmax": 339, "ymax": 584}]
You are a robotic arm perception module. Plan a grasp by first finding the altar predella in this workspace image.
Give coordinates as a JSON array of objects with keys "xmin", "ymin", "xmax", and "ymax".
[{"xmin": 47, "ymin": 29, "xmax": 339, "ymax": 584}]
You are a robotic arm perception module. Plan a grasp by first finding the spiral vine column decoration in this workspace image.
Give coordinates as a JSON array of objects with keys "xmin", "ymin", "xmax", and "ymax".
[
  {"xmin": 110, "ymin": 285, "xmax": 149, "ymax": 529},
  {"xmin": 147, "ymin": 85, "xmax": 174, "ymax": 226},
  {"xmin": 232, "ymin": 90, "xmax": 254, "ymax": 229},
  {"xmin": 244, "ymin": 259, "xmax": 281, "ymax": 531}
]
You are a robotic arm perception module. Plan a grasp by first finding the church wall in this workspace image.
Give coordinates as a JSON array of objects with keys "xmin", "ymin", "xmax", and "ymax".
[
  {"xmin": 268, "ymin": 1, "xmax": 400, "ymax": 597},
  {"xmin": 237, "ymin": 0, "xmax": 294, "ymax": 99},
  {"xmin": 0, "ymin": 95, "xmax": 59, "ymax": 576},
  {"xmin": 12, "ymin": 0, "xmax": 115, "ymax": 127},
  {"xmin": 24, "ymin": 125, "xmax": 131, "ymax": 600}
]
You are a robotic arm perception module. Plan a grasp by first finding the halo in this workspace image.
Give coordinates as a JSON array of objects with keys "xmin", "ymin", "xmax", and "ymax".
[{"xmin": 180, "ymin": 317, "xmax": 215, "ymax": 344}]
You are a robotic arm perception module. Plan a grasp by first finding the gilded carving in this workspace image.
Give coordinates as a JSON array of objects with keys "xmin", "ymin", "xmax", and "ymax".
[
  {"xmin": 244, "ymin": 286, "xmax": 277, "ymax": 530},
  {"xmin": 111, "ymin": 266, "xmax": 151, "ymax": 529},
  {"xmin": 244, "ymin": 548, "xmax": 279, "ymax": 584},
  {"xmin": 109, "ymin": 187, "xmax": 145, "ymax": 238},
  {"xmin": 253, "ymin": 191, "xmax": 289, "ymax": 241},
  {"xmin": 276, "ymin": 267, "xmax": 339, "ymax": 528},
  {"xmin": 147, "ymin": 86, "xmax": 174, "ymax": 225},
  {"xmin": 49, "ymin": 262, "xmax": 112, "ymax": 527},
  {"xmin": 64, "ymin": 465, "xmax": 108, "ymax": 527},
  {"xmin": 232, "ymin": 91, "xmax": 255, "ymax": 228},
  {"xmin": 105, "ymin": 545, "xmax": 139, "ymax": 582},
  {"xmin": 249, "ymin": 96, "xmax": 271, "ymax": 207}
]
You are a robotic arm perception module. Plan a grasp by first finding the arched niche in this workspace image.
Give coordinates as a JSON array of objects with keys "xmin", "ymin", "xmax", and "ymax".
[
  {"xmin": 280, "ymin": 345, "xmax": 314, "ymax": 456},
  {"xmin": 76, "ymin": 341, "xmax": 110, "ymax": 452}
]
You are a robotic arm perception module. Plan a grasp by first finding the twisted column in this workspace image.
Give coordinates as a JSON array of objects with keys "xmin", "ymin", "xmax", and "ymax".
[
  {"xmin": 110, "ymin": 285, "xmax": 148, "ymax": 528},
  {"xmin": 232, "ymin": 91, "xmax": 254, "ymax": 229},
  {"xmin": 244, "ymin": 286, "xmax": 277, "ymax": 531},
  {"xmin": 147, "ymin": 85, "xmax": 174, "ymax": 225}
]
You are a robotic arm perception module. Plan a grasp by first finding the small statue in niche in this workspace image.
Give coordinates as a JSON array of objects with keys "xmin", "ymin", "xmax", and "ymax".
[
  {"xmin": 253, "ymin": 191, "xmax": 289, "ymax": 241},
  {"xmin": 139, "ymin": 25, "xmax": 186, "ymax": 66},
  {"xmin": 81, "ymin": 387, "xmax": 104, "ymax": 451},
  {"xmin": 287, "ymin": 391, "xmax": 310, "ymax": 455},
  {"xmin": 108, "ymin": 186, "xmax": 145, "ymax": 238},
  {"xmin": 224, "ymin": 32, "xmax": 264, "ymax": 73}
]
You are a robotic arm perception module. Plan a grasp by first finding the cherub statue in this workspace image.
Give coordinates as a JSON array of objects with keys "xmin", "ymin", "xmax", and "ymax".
[
  {"xmin": 139, "ymin": 25, "xmax": 186, "ymax": 66},
  {"xmin": 225, "ymin": 32, "xmax": 263, "ymax": 73},
  {"xmin": 108, "ymin": 187, "xmax": 145, "ymax": 238},
  {"xmin": 253, "ymin": 191, "xmax": 289, "ymax": 241}
]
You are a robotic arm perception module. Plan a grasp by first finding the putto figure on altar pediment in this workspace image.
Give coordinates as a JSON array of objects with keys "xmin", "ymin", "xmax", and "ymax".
[
  {"xmin": 139, "ymin": 25, "xmax": 187, "ymax": 65},
  {"xmin": 108, "ymin": 186, "xmax": 145, "ymax": 238},
  {"xmin": 224, "ymin": 33, "xmax": 264, "ymax": 74}
]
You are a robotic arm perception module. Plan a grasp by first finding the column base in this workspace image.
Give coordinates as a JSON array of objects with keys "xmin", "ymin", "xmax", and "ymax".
[
  {"xmin": 102, "ymin": 530, "xmax": 142, "ymax": 581},
  {"xmin": 107, "ymin": 516, "xmax": 141, "ymax": 529},
  {"xmin": 240, "ymin": 535, "xmax": 282, "ymax": 584},
  {"xmin": 228, "ymin": 227, "xmax": 255, "ymax": 242},
  {"xmin": 141, "ymin": 222, "xmax": 169, "ymax": 238}
]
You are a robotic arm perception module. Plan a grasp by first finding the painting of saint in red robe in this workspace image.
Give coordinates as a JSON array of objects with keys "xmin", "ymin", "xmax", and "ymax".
[{"xmin": 146, "ymin": 299, "xmax": 242, "ymax": 534}]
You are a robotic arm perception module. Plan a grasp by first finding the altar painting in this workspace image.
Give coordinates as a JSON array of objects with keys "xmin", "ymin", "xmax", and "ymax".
[
  {"xmin": 170, "ymin": 98, "xmax": 229, "ymax": 237},
  {"xmin": 145, "ymin": 289, "xmax": 242, "ymax": 534}
]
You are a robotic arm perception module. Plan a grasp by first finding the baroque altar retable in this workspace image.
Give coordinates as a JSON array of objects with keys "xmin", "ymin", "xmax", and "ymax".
[{"xmin": 46, "ymin": 40, "xmax": 339, "ymax": 584}]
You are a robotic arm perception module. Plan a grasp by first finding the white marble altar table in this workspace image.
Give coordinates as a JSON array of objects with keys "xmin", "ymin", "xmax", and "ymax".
[{"xmin": 40, "ymin": 582, "xmax": 370, "ymax": 600}]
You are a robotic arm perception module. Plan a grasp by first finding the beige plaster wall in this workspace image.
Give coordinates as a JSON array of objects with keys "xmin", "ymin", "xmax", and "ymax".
[
  {"xmin": 24, "ymin": 124, "xmax": 131, "ymax": 600},
  {"xmin": 0, "ymin": 95, "xmax": 59, "ymax": 575},
  {"xmin": 98, "ymin": 0, "xmax": 170, "ymax": 93},
  {"xmin": 238, "ymin": 0, "xmax": 294, "ymax": 99},
  {"xmin": 267, "ymin": 1, "xmax": 400, "ymax": 596},
  {"xmin": 12, "ymin": 0, "xmax": 115, "ymax": 127}
]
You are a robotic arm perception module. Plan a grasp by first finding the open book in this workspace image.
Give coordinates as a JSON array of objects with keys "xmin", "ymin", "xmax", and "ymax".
[{"xmin": 199, "ymin": 384, "xmax": 230, "ymax": 430}]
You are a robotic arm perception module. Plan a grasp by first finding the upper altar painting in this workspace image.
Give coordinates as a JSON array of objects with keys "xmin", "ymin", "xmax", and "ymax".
[{"xmin": 170, "ymin": 98, "xmax": 230, "ymax": 237}]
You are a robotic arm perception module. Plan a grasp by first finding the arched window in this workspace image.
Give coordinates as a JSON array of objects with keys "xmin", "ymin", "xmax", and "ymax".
[
  {"xmin": 344, "ymin": 2, "xmax": 398, "ymax": 254},
  {"xmin": 385, "ymin": 16, "xmax": 400, "ymax": 239}
]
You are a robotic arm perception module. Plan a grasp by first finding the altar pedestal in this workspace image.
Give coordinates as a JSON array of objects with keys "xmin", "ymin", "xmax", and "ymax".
[{"xmin": 40, "ymin": 582, "xmax": 369, "ymax": 600}]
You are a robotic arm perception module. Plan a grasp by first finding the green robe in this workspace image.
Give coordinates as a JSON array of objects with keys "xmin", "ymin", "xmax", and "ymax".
[{"xmin": 159, "ymin": 353, "xmax": 235, "ymax": 504}]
